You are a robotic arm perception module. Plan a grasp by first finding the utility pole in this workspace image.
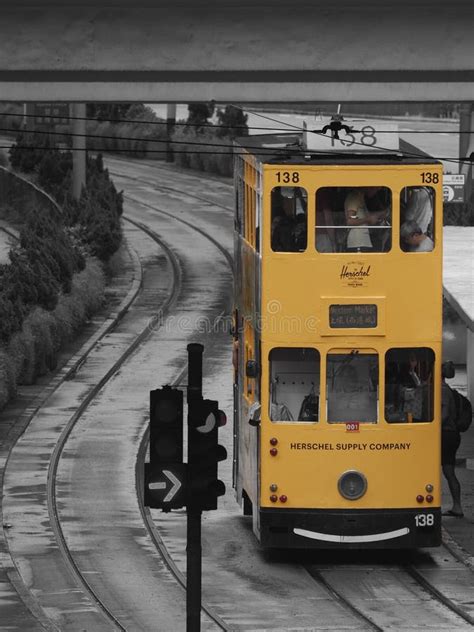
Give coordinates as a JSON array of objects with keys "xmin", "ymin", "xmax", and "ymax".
[
  {"xmin": 23, "ymin": 103, "xmax": 35, "ymax": 132},
  {"xmin": 72, "ymin": 103, "xmax": 86, "ymax": 200},
  {"xmin": 166, "ymin": 103, "xmax": 176, "ymax": 162}
]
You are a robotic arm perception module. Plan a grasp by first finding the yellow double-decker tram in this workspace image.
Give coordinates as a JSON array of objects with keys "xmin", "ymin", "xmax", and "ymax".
[{"xmin": 232, "ymin": 120, "xmax": 443, "ymax": 548}]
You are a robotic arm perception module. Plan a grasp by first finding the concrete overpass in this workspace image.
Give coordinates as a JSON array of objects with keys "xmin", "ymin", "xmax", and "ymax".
[{"xmin": 0, "ymin": 1, "xmax": 473, "ymax": 103}]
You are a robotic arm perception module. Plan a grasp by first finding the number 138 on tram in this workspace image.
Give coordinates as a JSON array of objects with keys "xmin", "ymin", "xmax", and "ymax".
[{"xmin": 232, "ymin": 120, "xmax": 443, "ymax": 548}]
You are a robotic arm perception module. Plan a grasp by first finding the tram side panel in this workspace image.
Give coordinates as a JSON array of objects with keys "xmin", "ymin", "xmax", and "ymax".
[{"xmin": 234, "ymin": 235, "xmax": 262, "ymax": 519}]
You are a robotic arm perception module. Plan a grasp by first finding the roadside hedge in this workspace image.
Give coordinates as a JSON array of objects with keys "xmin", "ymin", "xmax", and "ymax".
[
  {"xmin": 0, "ymin": 137, "xmax": 123, "ymax": 411},
  {"xmin": 9, "ymin": 135, "xmax": 123, "ymax": 261},
  {"xmin": 171, "ymin": 127, "xmax": 234, "ymax": 177},
  {"xmin": 0, "ymin": 258, "xmax": 105, "ymax": 409}
]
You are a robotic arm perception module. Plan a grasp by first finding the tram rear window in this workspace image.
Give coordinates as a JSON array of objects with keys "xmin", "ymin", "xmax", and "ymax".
[
  {"xmin": 315, "ymin": 187, "xmax": 391, "ymax": 253},
  {"xmin": 326, "ymin": 352, "xmax": 378, "ymax": 423},
  {"xmin": 271, "ymin": 187, "xmax": 308, "ymax": 252},
  {"xmin": 269, "ymin": 348, "xmax": 319, "ymax": 422},
  {"xmin": 400, "ymin": 187, "xmax": 435, "ymax": 252},
  {"xmin": 385, "ymin": 348, "xmax": 434, "ymax": 423}
]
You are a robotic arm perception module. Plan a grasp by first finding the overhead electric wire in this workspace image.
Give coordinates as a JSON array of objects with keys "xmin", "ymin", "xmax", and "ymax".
[
  {"xmin": 229, "ymin": 104, "xmax": 472, "ymax": 166},
  {"xmin": 0, "ymin": 125, "xmax": 246, "ymax": 151},
  {"xmin": 1, "ymin": 108, "xmax": 471, "ymax": 165},
  {"xmin": 0, "ymin": 108, "xmax": 467, "ymax": 135},
  {"xmin": 0, "ymin": 145, "xmax": 282, "ymax": 157},
  {"xmin": 0, "ymin": 109, "xmax": 298, "ymax": 135}
]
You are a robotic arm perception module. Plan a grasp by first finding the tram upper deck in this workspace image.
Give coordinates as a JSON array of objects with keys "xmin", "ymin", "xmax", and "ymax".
[{"xmin": 234, "ymin": 131, "xmax": 443, "ymax": 347}]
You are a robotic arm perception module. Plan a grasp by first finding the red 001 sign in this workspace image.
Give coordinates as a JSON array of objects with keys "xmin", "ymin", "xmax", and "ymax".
[{"xmin": 345, "ymin": 422, "xmax": 360, "ymax": 432}]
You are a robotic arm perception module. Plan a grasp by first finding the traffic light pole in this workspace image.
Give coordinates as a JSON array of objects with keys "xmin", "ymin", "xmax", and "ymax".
[
  {"xmin": 144, "ymin": 343, "xmax": 226, "ymax": 631},
  {"xmin": 186, "ymin": 343, "xmax": 204, "ymax": 632},
  {"xmin": 186, "ymin": 507, "xmax": 202, "ymax": 632}
]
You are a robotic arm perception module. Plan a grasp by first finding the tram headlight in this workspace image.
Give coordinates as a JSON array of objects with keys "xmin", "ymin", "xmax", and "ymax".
[{"xmin": 337, "ymin": 470, "xmax": 368, "ymax": 501}]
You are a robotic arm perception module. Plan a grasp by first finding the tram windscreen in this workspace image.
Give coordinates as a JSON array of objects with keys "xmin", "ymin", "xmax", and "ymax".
[
  {"xmin": 326, "ymin": 352, "xmax": 378, "ymax": 423},
  {"xmin": 385, "ymin": 347, "xmax": 435, "ymax": 422}
]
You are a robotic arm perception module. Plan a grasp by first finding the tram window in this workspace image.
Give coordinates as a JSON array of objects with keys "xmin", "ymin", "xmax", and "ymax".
[
  {"xmin": 271, "ymin": 187, "xmax": 307, "ymax": 252},
  {"xmin": 269, "ymin": 347, "xmax": 319, "ymax": 422},
  {"xmin": 400, "ymin": 187, "xmax": 435, "ymax": 252},
  {"xmin": 326, "ymin": 352, "xmax": 379, "ymax": 423},
  {"xmin": 315, "ymin": 186, "xmax": 391, "ymax": 253},
  {"xmin": 385, "ymin": 348, "xmax": 434, "ymax": 423}
]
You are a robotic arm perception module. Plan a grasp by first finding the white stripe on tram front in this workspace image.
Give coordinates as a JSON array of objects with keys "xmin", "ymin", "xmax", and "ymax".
[{"xmin": 294, "ymin": 527, "xmax": 410, "ymax": 543}]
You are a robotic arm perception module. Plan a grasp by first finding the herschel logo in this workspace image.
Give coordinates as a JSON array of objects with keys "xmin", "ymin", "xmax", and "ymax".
[
  {"xmin": 339, "ymin": 262, "xmax": 371, "ymax": 287},
  {"xmin": 340, "ymin": 264, "xmax": 371, "ymax": 280}
]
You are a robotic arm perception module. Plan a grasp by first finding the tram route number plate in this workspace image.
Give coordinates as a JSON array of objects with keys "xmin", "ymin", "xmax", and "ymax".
[
  {"xmin": 415, "ymin": 514, "xmax": 435, "ymax": 528},
  {"xmin": 329, "ymin": 304, "xmax": 377, "ymax": 328}
]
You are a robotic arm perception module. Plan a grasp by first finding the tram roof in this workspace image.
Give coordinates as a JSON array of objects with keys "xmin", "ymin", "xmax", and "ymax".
[{"xmin": 234, "ymin": 134, "xmax": 440, "ymax": 166}]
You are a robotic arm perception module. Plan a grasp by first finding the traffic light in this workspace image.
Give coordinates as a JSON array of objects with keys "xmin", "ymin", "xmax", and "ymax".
[
  {"xmin": 187, "ymin": 398, "xmax": 227, "ymax": 511},
  {"xmin": 150, "ymin": 386, "xmax": 183, "ymax": 465},
  {"xmin": 144, "ymin": 385, "xmax": 186, "ymax": 510}
]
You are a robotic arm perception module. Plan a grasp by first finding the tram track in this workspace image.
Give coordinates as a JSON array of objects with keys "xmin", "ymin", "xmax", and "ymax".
[
  {"xmin": 3, "ymin": 216, "xmax": 184, "ymax": 630},
  {"xmin": 3, "ymin": 161, "xmax": 234, "ymax": 630},
  {"xmin": 44, "ymin": 218, "xmax": 182, "ymax": 630},
  {"xmin": 105, "ymin": 157, "xmax": 234, "ymax": 213},
  {"xmin": 304, "ymin": 564, "xmax": 384, "ymax": 632},
  {"xmin": 404, "ymin": 560, "xmax": 474, "ymax": 627},
  {"xmin": 6, "ymin": 186, "xmax": 234, "ymax": 631},
  {"xmin": 303, "ymin": 550, "xmax": 474, "ymax": 631},
  {"xmin": 125, "ymin": 194, "xmax": 233, "ymax": 630}
]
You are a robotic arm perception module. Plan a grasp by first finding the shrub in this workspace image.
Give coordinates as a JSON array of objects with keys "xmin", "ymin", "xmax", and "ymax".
[
  {"xmin": 171, "ymin": 127, "xmax": 233, "ymax": 177},
  {"xmin": 0, "ymin": 257, "xmax": 106, "ymax": 408},
  {"xmin": 9, "ymin": 132, "xmax": 51, "ymax": 173},
  {"xmin": 216, "ymin": 105, "xmax": 249, "ymax": 139}
]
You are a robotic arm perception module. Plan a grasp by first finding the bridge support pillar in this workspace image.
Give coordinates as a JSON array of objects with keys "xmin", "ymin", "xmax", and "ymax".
[
  {"xmin": 467, "ymin": 329, "xmax": 474, "ymax": 403},
  {"xmin": 459, "ymin": 104, "xmax": 474, "ymax": 202},
  {"xmin": 72, "ymin": 103, "xmax": 86, "ymax": 200}
]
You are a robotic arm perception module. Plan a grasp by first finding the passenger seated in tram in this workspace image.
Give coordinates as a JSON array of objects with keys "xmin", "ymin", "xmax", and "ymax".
[
  {"xmin": 315, "ymin": 188, "xmax": 336, "ymax": 253},
  {"xmin": 271, "ymin": 186, "xmax": 307, "ymax": 252},
  {"xmin": 344, "ymin": 187, "xmax": 390, "ymax": 253},
  {"xmin": 400, "ymin": 220, "xmax": 434, "ymax": 252},
  {"xmin": 402, "ymin": 186, "xmax": 433, "ymax": 235}
]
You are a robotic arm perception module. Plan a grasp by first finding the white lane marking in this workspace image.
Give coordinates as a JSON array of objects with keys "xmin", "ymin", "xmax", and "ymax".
[{"xmin": 294, "ymin": 527, "xmax": 410, "ymax": 543}]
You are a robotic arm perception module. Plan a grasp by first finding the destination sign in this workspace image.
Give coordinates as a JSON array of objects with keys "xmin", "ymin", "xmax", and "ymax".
[
  {"xmin": 306, "ymin": 119, "xmax": 399, "ymax": 153},
  {"xmin": 329, "ymin": 304, "xmax": 378, "ymax": 328}
]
